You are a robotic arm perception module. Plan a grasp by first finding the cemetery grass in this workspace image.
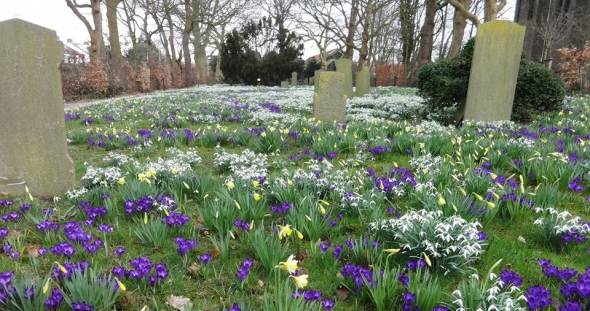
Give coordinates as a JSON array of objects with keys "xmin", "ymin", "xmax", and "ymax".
[{"xmin": 2, "ymin": 86, "xmax": 590, "ymax": 310}]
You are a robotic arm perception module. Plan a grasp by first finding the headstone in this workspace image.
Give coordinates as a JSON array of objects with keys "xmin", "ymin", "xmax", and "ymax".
[
  {"xmin": 0, "ymin": 19, "xmax": 75, "ymax": 197},
  {"xmin": 335, "ymin": 59, "xmax": 353, "ymax": 99},
  {"xmin": 304, "ymin": 78, "xmax": 309, "ymax": 85},
  {"xmin": 291, "ymin": 72, "xmax": 297, "ymax": 87},
  {"xmin": 313, "ymin": 69, "xmax": 324, "ymax": 93},
  {"xmin": 309, "ymin": 77, "xmax": 314, "ymax": 86},
  {"xmin": 206, "ymin": 77, "xmax": 214, "ymax": 86},
  {"xmin": 463, "ymin": 21, "xmax": 525, "ymax": 123},
  {"xmin": 313, "ymin": 71, "xmax": 346, "ymax": 123},
  {"xmin": 280, "ymin": 80, "xmax": 289, "ymax": 88},
  {"xmin": 355, "ymin": 66, "xmax": 370, "ymax": 97}
]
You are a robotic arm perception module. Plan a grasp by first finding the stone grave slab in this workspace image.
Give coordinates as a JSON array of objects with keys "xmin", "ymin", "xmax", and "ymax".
[{"xmin": 313, "ymin": 71, "xmax": 346, "ymax": 123}]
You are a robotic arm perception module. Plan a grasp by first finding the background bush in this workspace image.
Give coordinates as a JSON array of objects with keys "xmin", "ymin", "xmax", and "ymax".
[{"xmin": 417, "ymin": 38, "xmax": 565, "ymax": 124}]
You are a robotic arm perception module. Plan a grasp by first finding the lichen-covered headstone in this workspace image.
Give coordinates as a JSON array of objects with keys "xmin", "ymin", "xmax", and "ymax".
[
  {"xmin": 335, "ymin": 59, "xmax": 353, "ymax": 99},
  {"xmin": 313, "ymin": 69, "xmax": 324, "ymax": 93},
  {"xmin": 280, "ymin": 80, "xmax": 289, "ymax": 88},
  {"xmin": 309, "ymin": 77, "xmax": 314, "ymax": 86},
  {"xmin": 313, "ymin": 71, "xmax": 346, "ymax": 123},
  {"xmin": 291, "ymin": 72, "xmax": 297, "ymax": 87},
  {"xmin": 304, "ymin": 78, "xmax": 309, "ymax": 85},
  {"xmin": 355, "ymin": 66, "xmax": 370, "ymax": 97},
  {"xmin": 206, "ymin": 77, "xmax": 214, "ymax": 86},
  {"xmin": 463, "ymin": 21, "xmax": 525, "ymax": 123},
  {"xmin": 0, "ymin": 19, "xmax": 74, "ymax": 197}
]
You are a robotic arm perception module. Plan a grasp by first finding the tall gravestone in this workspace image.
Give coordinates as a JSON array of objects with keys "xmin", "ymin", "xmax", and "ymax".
[
  {"xmin": 313, "ymin": 69, "xmax": 324, "ymax": 93},
  {"xmin": 355, "ymin": 66, "xmax": 370, "ymax": 97},
  {"xmin": 335, "ymin": 59, "xmax": 353, "ymax": 99},
  {"xmin": 313, "ymin": 71, "xmax": 346, "ymax": 123},
  {"xmin": 463, "ymin": 21, "xmax": 525, "ymax": 123},
  {"xmin": 291, "ymin": 72, "xmax": 298, "ymax": 87},
  {"xmin": 0, "ymin": 19, "xmax": 75, "ymax": 197}
]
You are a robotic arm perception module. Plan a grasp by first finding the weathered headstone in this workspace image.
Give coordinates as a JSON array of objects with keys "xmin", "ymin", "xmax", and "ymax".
[
  {"xmin": 291, "ymin": 72, "xmax": 298, "ymax": 87},
  {"xmin": 309, "ymin": 77, "xmax": 314, "ymax": 86},
  {"xmin": 335, "ymin": 59, "xmax": 353, "ymax": 99},
  {"xmin": 304, "ymin": 78, "xmax": 309, "ymax": 85},
  {"xmin": 0, "ymin": 19, "xmax": 75, "ymax": 197},
  {"xmin": 462, "ymin": 21, "xmax": 525, "ymax": 123},
  {"xmin": 313, "ymin": 71, "xmax": 346, "ymax": 123},
  {"xmin": 206, "ymin": 77, "xmax": 215, "ymax": 86},
  {"xmin": 355, "ymin": 66, "xmax": 370, "ymax": 97},
  {"xmin": 313, "ymin": 69, "xmax": 324, "ymax": 93},
  {"xmin": 280, "ymin": 80, "xmax": 289, "ymax": 88}
]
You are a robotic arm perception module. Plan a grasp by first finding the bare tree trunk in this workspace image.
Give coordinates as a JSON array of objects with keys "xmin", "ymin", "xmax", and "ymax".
[
  {"xmin": 411, "ymin": 0, "xmax": 440, "ymax": 85},
  {"xmin": 65, "ymin": 0, "xmax": 104, "ymax": 62},
  {"xmin": 182, "ymin": 0, "xmax": 194, "ymax": 86},
  {"xmin": 449, "ymin": 0, "xmax": 472, "ymax": 57},
  {"xmin": 106, "ymin": 0, "xmax": 122, "ymax": 60},
  {"xmin": 120, "ymin": 0, "xmax": 138, "ymax": 47},
  {"xmin": 357, "ymin": 0, "xmax": 373, "ymax": 69},
  {"xmin": 343, "ymin": 0, "xmax": 359, "ymax": 59}
]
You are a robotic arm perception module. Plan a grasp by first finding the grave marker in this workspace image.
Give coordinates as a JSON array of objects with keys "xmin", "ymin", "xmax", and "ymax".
[
  {"xmin": 355, "ymin": 66, "xmax": 370, "ymax": 97},
  {"xmin": 463, "ymin": 21, "xmax": 525, "ymax": 123},
  {"xmin": 335, "ymin": 59, "xmax": 353, "ymax": 99},
  {"xmin": 291, "ymin": 72, "xmax": 298, "ymax": 87},
  {"xmin": 0, "ymin": 19, "xmax": 75, "ymax": 197},
  {"xmin": 313, "ymin": 71, "xmax": 346, "ymax": 123}
]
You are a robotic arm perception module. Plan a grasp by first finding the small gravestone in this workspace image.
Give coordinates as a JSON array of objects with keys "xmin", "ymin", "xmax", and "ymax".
[
  {"xmin": 291, "ymin": 72, "xmax": 298, "ymax": 87},
  {"xmin": 355, "ymin": 66, "xmax": 370, "ymax": 97},
  {"xmin": 280, "ymin": 80, "xmax": 289, "ymax": 88},
  {"xmin": 304, "ymin": 78, "xmax": 309, "ymax": 85},
  {"xmin": 309, "ymin": 77, "xmax": 314, "ymax": 85},
  {"xmin": 313, "ymin": 71, "xmax": 346, "ymax": 123},
  {"xmin": 462, "ymin": 21, "xmax": 525, "ymax": 123},
  {"xmin": 206, "ymin": 77, "xmax": 214, "ymax": 86},
  {"xmin": 313, "ymin": 69, "xmax": 324, "ymax": 93},
  {"xmin": 0, "ymin": 19, "xmax": 75, "ymax": 197},
  {"xmin": 335, "ymin": 59, "xmax": 353, "ymax": 99}
]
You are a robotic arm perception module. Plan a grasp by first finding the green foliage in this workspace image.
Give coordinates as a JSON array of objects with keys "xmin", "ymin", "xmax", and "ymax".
[
  {"xmin": 221, "ymin": 17, "xmax": 304, "ymax": 86},
  {"xmin": 302, "ymin": 58, "xmax": 321, "ymax": 79},
  {"xmin": 418, "ymin": 38, "xmax": 564, "ymax": 124}
]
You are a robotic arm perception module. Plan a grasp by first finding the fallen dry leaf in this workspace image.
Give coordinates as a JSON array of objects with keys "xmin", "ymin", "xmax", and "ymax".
[
  {"xmin": 188, "ymin": 262, "xmax": 201, "ymax": 276},
  {"xmin": 336, "ymin": 286, "xmax": 349, "ymax": 301},
  {"xmin": 0, "ymin": 192, "xmax": 9, "ymax": 196},
  {"xmin": 257, "ymin": 279, "xmax": 264, "ymax": 287},
  {"xmin": 517, "ymin": 236, "xmax": 526, "ymax": 244},
  {"xmin": 28, "ymin": 244, "xmax": 41, "ymax": 257},
  {"xmin": 167, "ymin": 295, "xmax": 192, "ymax": 311}
]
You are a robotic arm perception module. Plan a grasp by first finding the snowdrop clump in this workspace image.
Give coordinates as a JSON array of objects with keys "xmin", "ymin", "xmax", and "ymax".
[{"xmin": 213, "ymin": 147, "xmax": 268, "ymax": 182}]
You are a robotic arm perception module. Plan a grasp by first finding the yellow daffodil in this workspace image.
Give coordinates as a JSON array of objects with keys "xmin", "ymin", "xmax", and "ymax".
[
  {"xmin": 486, "ymin": 201, "xmax": 496, "ymax": 208},
  {"xmin": 114, "ymin": 276, "xmax": 126, "ymax": 291},
  {"xmin": 287, "ymin": 179, "xmax": 293, "ymax": 186},
  {"xmin": 253, "ymin": 193, "xmax": 261, "ymax": 201},
  {"xmin": 252, "ymin": 180, "xmax": 260, "ymax": 187},
  {"xmin": 42, "ymin": 278, "xmax": 50, "ymax": 294},
  {"xmin": 422, "ymin": 252, "xmax": 432, "ymax": 267},
  {"xmin": 458, "ymin": 187, "xmax": 466, "ymax": 196},
  {"xmin": 183, "ymin": 182, "xmax": 190, "ymax": 189},
  {"xmin": 319, "ymin": 200, "xmax": 330, "ymax": 206},
  {"xmin": 296, "ymin": 230, "xmax": 304, "ymax": 240},
  {"xmin": 438, "ymin": 196, "xmax": 446, "ymax": 206},
  {"xmin": 117, "ymin": 177, "xmax": 125, "ymax": 185},
  {"xmin": 138, "ymin": 173, "xmax": 150, "ymax": 184},
  {"xmin": 473, "ymin": 193, "xmax": 483, "ymax": 201},
  {"xmin": 318, "ymin": 205, "xmax": 326, "ymax": 215},
  {"xmin": 384, "ymin": 248, "xmax": 400, "ymax": 257},
  {"xmin": 277, "ymin": 225, "xmax": 292, "ymax": 240},
  {"xmin": 249, "ymin": 221, "xmax": 254, "ymax": 230},
  {"xmin": 226, "ymin": 181, "xmax": 235, "ymax": 189},
  {"xmin": 143, "ymin": 212, "xmax": 148, "ymax": 224},
  {"xmin": 55, "ymin": 262, "xmax": 67, "ymax": 274},
  {"xmin": 419, "ymin": 142, "xmax": 425, "ymax": 149},
  {"xmin": 234, "ymin": 200, "xmax": 241, "ymax": 210},
  {"xmin": 276, "ymin": 254, "xmax": 298, "ymax": 273},
  {"xmin": 451, "ymin": 203, "xmax": 458, "ymax": 213},
  {"xmin": 290, "ymin": 274, "xmax": 308, "ymax": 288}
]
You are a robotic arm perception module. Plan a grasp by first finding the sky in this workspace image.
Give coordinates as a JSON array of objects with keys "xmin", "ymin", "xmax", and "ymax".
[{"xmin": 0, "ymin": 0, "xmax": 93, "ymax": 44}]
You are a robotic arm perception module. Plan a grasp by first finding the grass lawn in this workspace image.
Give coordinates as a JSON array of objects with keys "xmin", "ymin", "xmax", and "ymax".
[{"xmin": 1, "ymin": 85, "xmax": 590, "ymax": 311}]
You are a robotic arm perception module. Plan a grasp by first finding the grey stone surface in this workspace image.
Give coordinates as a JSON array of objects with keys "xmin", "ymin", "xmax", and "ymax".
[
  {"xmin": 313, "ymin": 71, "xmax": 346, "ymax": 123},
  {"xmin": 355, "ymin": 66, "xmax": 370, "ymax": 97},
  {"xmin": 0, "ymin": 19, "xmax": 75, "ymax": 197},
  {"xmin": 304, "ymin": 78, "xmax": 309, "ymax": 85},
  {"xmin": 464, "ymin": 21, "xmax": 525, "ymax": 123},
  {"xmin": 291, "ymin": 72, "xmax": 297, "ymax": 87},
  {"xmin": 309, "ymin": 77, "xmax": 314, "ymax": 85},
  {"xmin": 206, "ymin": 77, "xmax": 214, "ymax": 86},
  {"xmin": 280, "ymin": 80, "xmax": 289, "ymax": 88},
  {"xmin": 335, "ymin": 59, "xmax": 353, "ymax": 99},
  {"xmin": 313, "ymin": 69, "xmax": 324, "ymax": 93}
]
